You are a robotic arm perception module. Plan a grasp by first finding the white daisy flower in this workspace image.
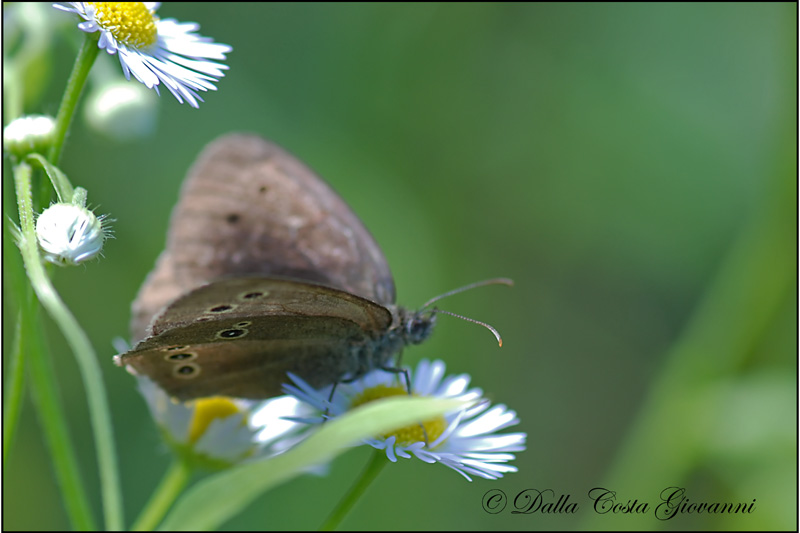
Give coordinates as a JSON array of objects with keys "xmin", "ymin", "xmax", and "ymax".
[
  {"xmin": 36, "ymin": 202, "xmax": 111, "ymax": 266},
  {"xmin": 283, "ymin": 359, "xmax": 527, "ymax": 481},
  {"xmin": 53, "ymin": 2, "xmax": 231, "ymax": 108},
  {"xmin": 136, "ymin": 376, "xmax": 309, "ymax": 468}
]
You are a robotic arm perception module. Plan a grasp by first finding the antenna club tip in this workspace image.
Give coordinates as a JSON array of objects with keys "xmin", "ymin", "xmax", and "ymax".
[{"xmin": 498, "ymin": 339, "xmax": 503, "ymax": 347}]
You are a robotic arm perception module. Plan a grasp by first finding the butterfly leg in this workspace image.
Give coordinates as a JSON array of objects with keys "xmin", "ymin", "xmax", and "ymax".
[
  {"xmin": 378, "ymin": 361, "xmax": 430, "ymax": 448},
  {"xmin": 324, "ymin": 363, "xmax": 375, "ymax": 422}
]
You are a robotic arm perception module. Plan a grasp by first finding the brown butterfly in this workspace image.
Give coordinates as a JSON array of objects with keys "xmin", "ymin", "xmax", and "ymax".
[{"xmin": 115, "ymin": 134, "xmax": 510, "ymax": 401}]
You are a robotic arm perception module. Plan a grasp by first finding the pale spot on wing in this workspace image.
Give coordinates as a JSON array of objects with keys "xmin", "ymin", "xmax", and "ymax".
[
  {"xmin": 238, "ymin": 289, "xmax": 268, "ymax": 301},
  {"xmin": 174, "ymin": 363, "xmax": 201, "ymax": 379},
  {"xmin": 164, "ymin": 351, "xmax": 197, "ymax": 362},
  {"xmin": 207, "ymin": 303, "xmax": 236, "ymax": 313},
  {"xmin": 215, "ymin": 327, "xmax": 249, "ymax": 339}
]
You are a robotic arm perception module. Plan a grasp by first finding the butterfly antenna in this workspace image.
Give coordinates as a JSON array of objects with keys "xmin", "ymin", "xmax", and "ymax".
[
  {"xmin": 421, "ymin": 277, "xmax": 514, "ymax": 309},
  {"xmin": 430, "ymin": 309, "xmax": 505, "ymax": 347}
]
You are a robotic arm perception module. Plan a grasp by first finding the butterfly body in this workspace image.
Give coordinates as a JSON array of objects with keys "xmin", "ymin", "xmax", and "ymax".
[{"xmin": 116, "ymin": 134, "xmax": 439, "ymax": 401}]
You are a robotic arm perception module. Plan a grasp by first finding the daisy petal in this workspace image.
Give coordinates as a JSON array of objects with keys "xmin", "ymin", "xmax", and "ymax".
[
  {"xmin": 284, "ymin": 359, "xmax": 526, "ymax": 481},
  {"xmin": 54, "ymin": 2, "xmax": 230, "ymax": 107}
]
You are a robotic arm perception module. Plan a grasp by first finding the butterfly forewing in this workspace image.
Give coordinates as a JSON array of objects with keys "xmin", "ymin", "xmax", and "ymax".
[{"xmin": 131, "ymin": 134, "xmax": 396, "ymax": 341}]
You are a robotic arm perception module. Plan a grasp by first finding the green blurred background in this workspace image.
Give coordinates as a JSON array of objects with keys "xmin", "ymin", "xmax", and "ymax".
[{"xmin": 3, "ymin": 2, "xmax": 796, "ymax": 530}]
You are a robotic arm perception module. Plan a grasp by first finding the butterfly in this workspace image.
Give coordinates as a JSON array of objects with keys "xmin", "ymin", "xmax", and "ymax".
[{"xmin": 115, "ymin": 134, "xmax": 510, "ymax": 401}]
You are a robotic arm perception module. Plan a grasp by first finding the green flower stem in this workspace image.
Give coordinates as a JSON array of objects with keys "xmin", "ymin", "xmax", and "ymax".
[
  {"xmin": 3, "ymin": 311, "xmax": 27, "ymax": 465},
  {"xmin": 132, "ymin": 459, "xmax": 193, "ymax": 531},
  {"xmin": 2, "ymin": 216, "xmax": 29, "ymax": 464},
  {"xmin": 24, "ymin": 286, "xmax": 97, "ymax": 531},
  {"xmin": 13, "ymin": 161, "xmax": 124, "ymax": 531},
  {"xmin": 319, "ymin": 449, "xmax": 388, "ymax": 531},
  {"xmin": 47, "ymin": 32, "xmax": 99, "ymax": 165}
]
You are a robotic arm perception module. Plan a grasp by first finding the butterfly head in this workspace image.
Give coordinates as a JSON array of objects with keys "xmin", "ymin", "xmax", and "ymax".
[
  {"xmin": 396, "ymin": 307, "xmax": 437, "ymax": 346},
  {"xmin": 387, "ymin": 307, "xmax": 436, "ymax": 350}
]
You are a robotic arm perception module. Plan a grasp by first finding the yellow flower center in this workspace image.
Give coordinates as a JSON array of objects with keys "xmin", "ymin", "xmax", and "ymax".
[
  {"xmin": 86, "ymin": 2, "xmax": 158, "ymax": 48},
  {"xmin": 351, "ymin": 384, "xmax": 447, "ymax": 446},
  {"xmin": 187, "ymin": 396, "xmax": 243, "ymax": 443}
]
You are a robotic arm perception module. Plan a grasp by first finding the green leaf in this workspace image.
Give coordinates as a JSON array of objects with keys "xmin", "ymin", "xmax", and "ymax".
[
  {"xmin": 25, "ymin": 153, "xmax": 74, "ymax": 203},
  {"xmin": 159, "ymin": 395, "xmax": 466, "ymax": 531}
]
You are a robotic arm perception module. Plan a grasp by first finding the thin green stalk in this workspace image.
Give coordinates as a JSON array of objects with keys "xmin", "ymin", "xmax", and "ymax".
[
  {"xmin": 48, "ymin": 32, "xmax": 99, "ymax": 165},
  {"xmin": 319, "ymin": 450, "xmax": 388, "ymax": 531},
  {"xmin": 3, "ymin": 311, "xmax": 27, "ymax": 465},
  {"xmin": 132, "ymin": 459, "xmax": 194, "ymax": 531},
  {"xmin": 2, "ymin": 217, "xmax": 29, "ymax": 464},
  {"xmin": 13, "ymin": 161, "xmax": 124, "ymax": 530},
  {"xmin": 23, "ymin": 277, "xmax": 96, "ymax": 530}
]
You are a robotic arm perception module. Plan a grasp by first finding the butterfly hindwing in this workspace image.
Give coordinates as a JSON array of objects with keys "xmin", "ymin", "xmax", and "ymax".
[{"xmin": 119, "ymin": 277, "xmax": 394, "ymax": 400}]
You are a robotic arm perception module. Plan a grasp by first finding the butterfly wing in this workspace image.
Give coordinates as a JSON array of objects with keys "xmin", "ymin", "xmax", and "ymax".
[
  {"xmin": 119, "ymin": 277, "xmax": 393, "ymax": 400},
  {"xmin": 131, "ymin": 134, "xmax": 396, "ymax": 342}
]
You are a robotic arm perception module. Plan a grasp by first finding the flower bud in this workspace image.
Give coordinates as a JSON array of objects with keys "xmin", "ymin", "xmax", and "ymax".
[
  {"xmin": 35, "ymin": 203, "xmax": 108, "ymax": 266},
  {"xmin": 3, "ymin": 115, "xmax": 56, "ymax": 158},
  {"xmin": 84, "ymin": 81, "xmax": 158, "ymax": 141}
]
